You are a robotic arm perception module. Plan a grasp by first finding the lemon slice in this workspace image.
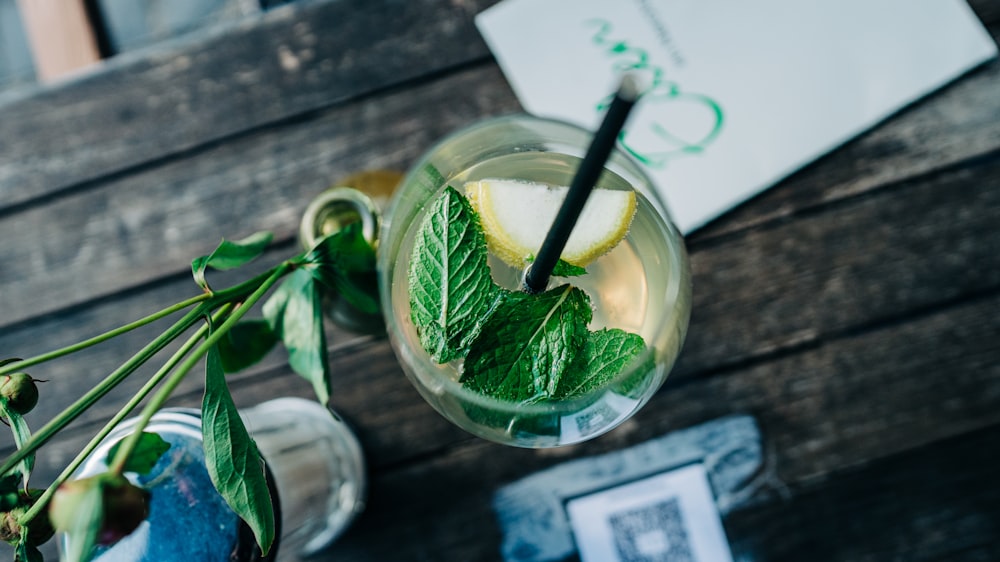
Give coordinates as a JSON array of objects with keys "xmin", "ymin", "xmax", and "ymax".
[{"xmin": 464, "ymin": 179, "xmax": 636, "ymax": 267}]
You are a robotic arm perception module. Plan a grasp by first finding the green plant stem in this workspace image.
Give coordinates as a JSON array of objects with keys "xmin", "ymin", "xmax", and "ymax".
[
  {"xmin": 0, "ymin": 294, "xmax": 209, "ymax": 379},
  {"xmin": 210, "ymin": 261, "xmax": 303, "ymax": 304},
  {"xmin": 0, "ymin": 261, "xmax": 290, "ymax": 478},
  {"xmin": 0, "ymin": 305, "xmax": 208, "ymax": 479},
  {"xmin": 108, "ymin": 262, "xmax": 291, "ymax": 474},
  {"xmin": 16, "ymin": 309, "xmax": 223, "ymax": 527}
]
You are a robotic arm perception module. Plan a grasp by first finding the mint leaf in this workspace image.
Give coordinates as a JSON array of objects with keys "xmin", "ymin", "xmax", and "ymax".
[
  {"xmin": 409, "ymin": 186, "xmax": 503, "ymax": 363},
  {"xmin": 192, "ymin": 231, "xmax": 273, "ymax": 291},
  {"xmin": 525, "ymin": 256, "xmax": 586, "ymax": 277},
  {"xmin": 107, "ymin": 432, "xmax": 170, "ymax": 475},
  {"xmin": 462, "ymin": 285, "xmax": 591, "ymax": 402},
  {"xmin": 551, "ymin": 259, "xmax": 587, "ymax": 277},
  {"xmin": 555, "ymin": 328, "xmax": 649, "ymax": 398},
  {"xmin": 203, "ymin": 341, "xmax": 276, "ymax": 556}
]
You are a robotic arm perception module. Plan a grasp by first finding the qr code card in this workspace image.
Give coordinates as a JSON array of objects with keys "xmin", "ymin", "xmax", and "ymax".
[{"xmin": 566, "ymin": 463, "xmax": 734, "ymax": 562}]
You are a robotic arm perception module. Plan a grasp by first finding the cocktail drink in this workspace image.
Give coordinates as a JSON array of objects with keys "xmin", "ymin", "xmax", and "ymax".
[{"xmin": 378, "ymin": 115, "xmax": 691, "ymax": 448}]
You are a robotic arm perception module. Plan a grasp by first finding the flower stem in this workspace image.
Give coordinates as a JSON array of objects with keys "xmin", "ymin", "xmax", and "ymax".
[
  {"xmin": 0, "ymin": 304, "xmax": 208, "ymax": 478},
  {"xmin": 107, "ymin": 262, "xmax": 291, "ymax": 474},
  {"xmin": 0, "ymin": 294, "xmax": 209, "ymax": 378},
  {"xmin": 16, "ymin": 307, "xmax": 224, "ymax": 526},
  {"xmin": 210, "ymin": 262, "xmax": 302, "ymax": 304}
]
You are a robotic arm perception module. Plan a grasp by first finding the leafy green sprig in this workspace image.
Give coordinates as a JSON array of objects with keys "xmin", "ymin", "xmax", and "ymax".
[
  {"xmin": 0, "ymin": 222, "xmax": 376, "ymax": 561},
  {"xmin": 408, "ymin": 186, "xmax": 649, "ymax": 403}
]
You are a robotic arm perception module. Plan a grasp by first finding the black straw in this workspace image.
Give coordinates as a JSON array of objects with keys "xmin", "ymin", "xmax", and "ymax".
[{"xmin": 523, "ymin": 75, "xmax": 642, "ymax": 293}]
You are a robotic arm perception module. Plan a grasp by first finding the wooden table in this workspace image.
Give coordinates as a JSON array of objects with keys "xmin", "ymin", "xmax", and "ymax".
[{"xmin": 1, "ymin": 1, "xmax": 998, "ymax": 560}]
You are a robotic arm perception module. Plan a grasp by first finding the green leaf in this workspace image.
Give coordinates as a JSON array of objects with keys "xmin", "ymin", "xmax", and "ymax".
[
  {"xmin": 304, "ymin": 222, "xmax": 380, "ymax": 314},
  {"xmin": 0, "ymin": 401, "xmax": 34, "ymax": 490},
  {"xmin": 304, "ymin": 221, "xmax": 374, "ymax": 274},
  {"xmin": 15, "ymin": 538, "xmax": 43, "ymax": 562},
  {"xmin": 192, "ymin": 231, "xmax": 274, "ymax": 290},
  {"xmin": 106, "ymin": 432, "xmax": 170, "ymax": 475},
  {"xmin": 462, "ymin": 285, "xmax": 591, "ymax": 402},
  {"xmin": 526, "ymin": 256, "xmax": 587, "ymax": 278},
  {"xmin": 64, "ymin": 479, "xmax": 103, "ymax": 562},
  {"xmin": 409, "ymin": 186, "xmax": 504, "ymax": 363},
  {"xmin": 216, "ymin": 320, "xmax": 279, "ymax": 373},
  {"xmin": 418, "ymin": 163, "xmax": 447, "ymax": 189},
  {"xmin": 555, "ymin": 328, "xmax": 648, "ymax": 398},
  {"xmin": 0, "ymin": 474, "xmax": 21, "ymax": 511},
  {"xmin": 262, "ymin": 269, "xmax": 332, "ymax": 405},
  {"xmin": 551, "ymin": 259, "xmax": 587, "ymax": 277},
  {"xmin": 202, "ymin": 342, "xmax": 275, "ymax": 556}
]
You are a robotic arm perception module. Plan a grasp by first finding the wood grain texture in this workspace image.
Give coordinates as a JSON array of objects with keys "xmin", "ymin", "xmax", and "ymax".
[
  {"xmin": 3, "ymin": 47, "xmax": 1000, "ymax": 333},
  {"xmin": 0, "ymin": 246, "xmax": 379, "ymax": 446},
  {"xmin": 3, "ymin": 141, "xmax": 998, "ymax": 467},
  {"xmin": 15, "ymin": 289, "xmax": 1000, "ymax": 561},
  {"xmin": 0, "ymin": 2, "xmax": 996, "ymax": 560},
  {"xmin": 3, "ymin": 142, "xmax": 998, "ymax": 468},
  {"xmin": 0, "ymin": 0, "xmax": 994, "ymax": 220},
  {"xmin": 725, "ymin": 426, "xmax": 1000, "ymax": 561},
  {"xmin": 680, "ymin": 155, "xmax": 1000, "ymax": 380},
  {"xmin": 1, "ymin": 10, "xmax": 996, "ymax": 330},
  {"xmin": 0, "ymin": 64, "xmax": 521, "ymax": 330},
  {"xmin": 0, "ymin": 0, "xmax": 499, "ymax": 211},
  {"xmin": 318, "ymin": 290, "xmax": 1000, "ymax": 561}
]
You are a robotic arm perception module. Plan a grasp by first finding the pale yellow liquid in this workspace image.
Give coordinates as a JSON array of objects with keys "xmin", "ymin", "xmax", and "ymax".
[{"xmin": 391, "ymin": 152, "xmax": 683, "ymax": 382}]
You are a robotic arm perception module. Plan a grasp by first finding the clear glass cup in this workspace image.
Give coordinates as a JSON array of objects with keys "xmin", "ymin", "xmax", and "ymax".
[
  {"xmin": 377, "ymin": 115, "xmax": 692, "ymax": 448},
  {"xmin": 59, "ymin": 398, "xmax": 366, "ymax": 561}
]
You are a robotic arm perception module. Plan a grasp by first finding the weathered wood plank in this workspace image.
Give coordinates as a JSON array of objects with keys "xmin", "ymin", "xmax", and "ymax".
[
  {"xmin": 679, "ymin": 155, "xmax": 1000, "ymax": 379},
  {"xmin": 3, "ymin": 138, "xmax": 999, "ymax": 471},
  {"xmin": 8, "ymin": 278, "xmax": 999, "ymax": 560},
  {"xmin": 0, "ymin": 2, "xmax": 995, "ymax": 561},
  {"xmin": 315, "ymin": 290, "xmax": 1000, "ymax": 561},
  {"xmin": 5, "ymin": 46, "xmax": 1000, "ymax": 340},
  {"xmin": 725, "ymin": 426, "xmax": 1000, "ymax": 562},
  {"xmin": 0, "ymin": 63, "xmax": 522, "ymax": 330},
  {"xmin": 0, "ymin": 0, "xmax": 499, "ymax": 210},
  {"xmin": 9, "ymin": 194, "xmax": 1000, "ymax": 475},
  {"xmin": 5, "ymin": 41, "xmax": 1000, "ymax": 333},
  {"xmin": 9, "ymin": 226, "xmax": 993, "ymax": 548},
  {"xmin": 0, "ymin": 0, "xmax": 996, "ymax": 228},
  {"xmin": 0, "ymin": 252, "xmax": 380, "ymax": 449}
]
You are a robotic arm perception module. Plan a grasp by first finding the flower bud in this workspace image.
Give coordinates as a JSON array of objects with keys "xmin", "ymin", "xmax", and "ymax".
[
  {"xmin": 0, "ymin": 490, "xmax": 55, "ymax": 546},
  {"xmin": 0, "ymin": 373, "xmax": 39, "ymax": 415},
  {"xmin": 49, "ymin": 474, "xmax": 150, "ymax": 545}
]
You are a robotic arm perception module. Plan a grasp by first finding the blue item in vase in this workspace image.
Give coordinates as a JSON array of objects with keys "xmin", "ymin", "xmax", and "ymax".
[{"xmin": 65, "ymin": 410, "xmax": 275, "ymax": 562}]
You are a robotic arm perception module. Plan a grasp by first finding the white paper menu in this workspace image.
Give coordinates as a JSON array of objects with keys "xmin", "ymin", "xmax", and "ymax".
[
  {"xmin": 566, "ymin": 464, "xmax": 734, "ymax": 562},
  {"xmin": 476, "ymin": 0, "xmax": 998, "ymax": 233}
]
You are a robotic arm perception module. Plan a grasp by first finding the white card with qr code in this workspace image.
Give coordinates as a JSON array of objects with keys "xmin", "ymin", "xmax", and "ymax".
[{"xmin": 566, "ymin": 463, "xmax": 733, "ymax": 562}]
